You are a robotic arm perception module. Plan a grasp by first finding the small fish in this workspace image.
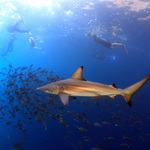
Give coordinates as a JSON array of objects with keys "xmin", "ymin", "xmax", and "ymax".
[
  {"xmin": 123, "ymin": 136, "xmax": 132, "ymax": 141},
  {"xmin": 101, "ymin": 121, "xmax": 111, "ymax": 125},
  {"xmin": 59, "ymin": 121, "xmax": 69, "ymax": 127},
  {"xmin": 82, "ymin": 136, "xmax": 92, "ymax": 142},
  {"xmin": 111, "ymin": 115, "xmax": 122, "ymax": 120},
  {"xmin": 94, "ymin": 122, "xmax": 102, "ymax": 127},
  {"xmin": 6, "ymin": 121, "xmax": 12, "ymax": 125},
  {"xmin": 77, "ymin": 127, "xmax": 87, "ymax": 132},
  {"xmin": 0, "ymin": 108, "xmax": 5, "ymax": 116},
  {"xmin": 63, "ymin": 135, "xmax": 71, "ymax": 140},
  {"xmin": 134, "ymin": 121, "xmax": 142, "ymax": 124},
  {"xmin": 120, "ymin": 143, "xmax": 130, "ymax": 148},
  {"xmin": 7, "ymin": 135, "xmax": 11, "ymax": 142}
]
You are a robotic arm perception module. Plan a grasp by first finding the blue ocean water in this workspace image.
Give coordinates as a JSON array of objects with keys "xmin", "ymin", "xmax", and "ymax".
[{"xmin": 0, "ymin": 0, "xmax": 150, "ymax": 150}]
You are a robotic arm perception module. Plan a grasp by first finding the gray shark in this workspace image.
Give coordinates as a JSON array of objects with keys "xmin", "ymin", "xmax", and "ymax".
[{"xmin": 37, "ymin": 66, "xmax": 150, "ymax": 107}]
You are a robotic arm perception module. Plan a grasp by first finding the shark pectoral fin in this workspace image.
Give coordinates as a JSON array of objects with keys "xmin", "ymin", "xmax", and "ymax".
[
  {"xmin": 94, "ymin": 95, "xmax": 101, "ymax": 99},
  {"xmin": 109, "ymin": 95, "xmax": 116, "ymax": 99},
  {"xmin": 70, "ymin": 66, "xmax": 86, "ymax": 81},
  {"xmin": 59, "ymin": 94, "xmax": 69, "ymax": 106}
]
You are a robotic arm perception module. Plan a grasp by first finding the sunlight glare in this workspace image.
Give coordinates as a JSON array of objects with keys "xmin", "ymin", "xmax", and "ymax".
[{"xmin": 25, "ymin": 0, "xmax": 52, "ymax": 8}]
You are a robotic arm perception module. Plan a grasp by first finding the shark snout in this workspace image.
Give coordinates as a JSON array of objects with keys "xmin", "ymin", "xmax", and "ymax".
[
  {"xmin": 37, "ymin": 87, "xmax": 43, "ymax": 91},
  {"xmin": 37, "ymin": 86, "xmax": 50, "ymax": 93}
]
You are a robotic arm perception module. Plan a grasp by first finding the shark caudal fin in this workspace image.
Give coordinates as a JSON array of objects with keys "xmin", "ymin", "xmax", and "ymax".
[{"xmin": 123, "ymin": 74, "xmax": 150, "ymax": 107}]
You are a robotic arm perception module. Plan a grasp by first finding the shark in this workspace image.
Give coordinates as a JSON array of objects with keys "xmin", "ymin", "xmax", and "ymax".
[{"xmin": 37, "ymin": 66, "xmax": 150, "ymax": 107}]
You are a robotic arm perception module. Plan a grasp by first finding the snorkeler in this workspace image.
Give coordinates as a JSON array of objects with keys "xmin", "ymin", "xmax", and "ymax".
[
  {"xmin": 7, "ymin": 18, "xmax": 29, "ymax": 33},
  {"xmin": 88, "ymin": 32, "xmax": 128, "ymax": 53},
  {"xmin": 2, "ymin": 19, "xmax": 36, "ymax": 57},
  {"xmin": 7, "ymin": 19, "xmax": 36, "ymax": 47},
  {"xmin": 2, "ymin": 33, "xmax": 16, "ymax": 56}
]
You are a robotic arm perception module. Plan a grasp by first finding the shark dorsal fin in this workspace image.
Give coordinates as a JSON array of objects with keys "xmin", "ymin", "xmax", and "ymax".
[{"xmin": 70, "ymin": 66, "xmax": 86, "ymax": 81}]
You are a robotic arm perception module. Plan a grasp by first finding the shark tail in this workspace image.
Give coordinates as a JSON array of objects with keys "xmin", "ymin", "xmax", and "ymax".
[{"xmin": 123, "ymin": 74, "xmax": 150, "ymax": 107}]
